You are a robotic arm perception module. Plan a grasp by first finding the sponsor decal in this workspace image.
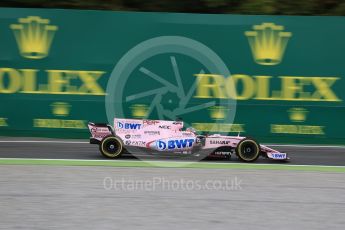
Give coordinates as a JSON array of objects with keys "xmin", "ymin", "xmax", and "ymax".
[
  {"xmin": 115, "ymin": 129, "xmax": 131, "ymax": 134},
  {"xmin": 271, "ymin": 125, "xmax": 324, "ymax": 135},
  {"xmin": 245, "ymin": 23, "xmax": 291, "ymax": 66},
  {"xmin": 271, "ymin": 153, "xmax": 286, "ymax": 159},
  {"xmin": 2, "ymin": 19, "xmax": 341, "ymax": 103},
  {"xmin": 209, "ymin": 106, "xmax": 228, "ymax": 121},
  {"xmin": 51, "ymin": 102, "xmax": 70, "ymax": 117},
  {"xmin": 0, "ymin": 68, "xmax": 106, "ymax": 95},
  {"xmin": 131, "ymin": 104, "xmax": 149, "ymax": 118},
  {"xmin": 124, "ymin": 140, "xmax": 145, "ymax": 146},
  {"xmin": 0, "ymin": 17, "xmax": 106, "ymax": 96},
  {"xmin": 210, "ymin": 140, "xmax": 230, "ymax": 145},
  {"xmin": 288, "ymin": 107, "xmax": 308, "ymax": 122},
  {"xmin": 159, "ymin": 125, "xmax": 171, "ymax": 129},
  {"xmin": 123, "ymin": 134, "xmax": 141, "ymax": 139},
  {"xmin": 93, "ymin": 133, "xmax": 108, "ymax": 139},
  {"xmin": 0, "ymin": 118, "xmax": 8, "ymax": 127},
  {"xmin": 192, "ymin": 123, "xmax": 245, "ymax": 133},
  {"xmin": 33, "ymin": 101, "xmax": 87, "ymax": 129},
  {"xmin": 34, "ymin": 119, "xmax": 86, "ymax": 129},
  {"xmin": 89, "ymin": 126, "xmax": 110, "ymax": 139},
  {"xmin": 143, "ymin": 120, "xmax": 160, "ymax": 125},
  {"xmin": 91, "ymin": 127, "xmax": 109, "ymax": 133},
  {"xmin": 182, "ymin": 132, "xmax": 194, "ymax": 137},
  {"xmin": 144, "ymin": 131, "xmax": 160, "ymax": 135},
  {"xmin": 213, "ymin": 151, "xmax": 231, "ymax": 156},
  {"xmin": 117, "ymin": 122, "xmax": 142, "ymax": 130},
  {"xmin": 194, "ymin": 74, "xmax": 341, "ymax": 102},
  {"xmin": 156, "ymin": 139, "xmax": 195, "ymax": 150},
  {"xmin": 131, "ymin": 141, "xmax": 146, "ymax": 146},
  {"xmin": 11, "ymin": 16, "xmax": 58, "ymax": 59},
  {"xmin": 271, "ymin": 107, "xmax": 324, "ymax": 135},
  {"xmin": 193, "ymin": 23, "xmax": 341, "ymax": 102}
]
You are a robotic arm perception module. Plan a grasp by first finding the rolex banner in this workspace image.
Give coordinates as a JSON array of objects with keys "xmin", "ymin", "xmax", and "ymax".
[{"xmin": 0, "ymin": 7, "xmax": 344, "ymax": 144}]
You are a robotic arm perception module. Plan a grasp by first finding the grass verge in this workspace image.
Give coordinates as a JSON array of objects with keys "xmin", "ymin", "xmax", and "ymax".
[{"xmin": 0, "ymin": 158, "xmax": 344, "ymax": 172}]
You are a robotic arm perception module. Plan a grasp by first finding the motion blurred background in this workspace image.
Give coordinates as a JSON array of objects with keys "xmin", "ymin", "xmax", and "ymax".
[
  {"xmin": 0, "ymin": 0, "xmax": 344, "ymax": 144},
  {"xmin": 1, "ymin": 0, "xmax": 345, "ymax": 15},
  {"xmin": 0, "ymin": 2, "xmax": 344, "ymax": 230}
]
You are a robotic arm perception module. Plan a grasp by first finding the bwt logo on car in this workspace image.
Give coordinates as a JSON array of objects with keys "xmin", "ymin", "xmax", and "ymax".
[
  {"xmin": 117, "ymin": 122, "xmax": 142, "ymax": 130},
  {"xmin": 156, "ymin": 139, "xmax": 195, "ymax": 150},
  {"xmin": 272, "ymin": 153, "xmax": 286, "ymax": 159}
]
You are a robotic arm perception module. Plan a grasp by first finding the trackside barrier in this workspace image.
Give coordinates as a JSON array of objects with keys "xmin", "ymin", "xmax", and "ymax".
[{"xmin": 0, "ymin": 8, "xmax": 344, "ymax": 144}]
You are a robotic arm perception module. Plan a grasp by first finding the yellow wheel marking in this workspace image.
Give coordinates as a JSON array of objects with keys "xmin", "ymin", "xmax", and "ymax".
[
  {"xmin": 101, "ymin": 136, "xmax": 123, "ymax": 157},
  {"xmin": 238, "ymin": 140, "xmax": 260, "ymax": 161}
]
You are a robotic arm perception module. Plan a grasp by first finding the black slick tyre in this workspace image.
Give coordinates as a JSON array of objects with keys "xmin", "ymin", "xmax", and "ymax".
[
  {"xmin": 236, "ymin": 138, "xmax": 260, "ymax": 162},
  {"xmin": 99, "ymin": 135, "xmax": 123, "ymax": 159}
]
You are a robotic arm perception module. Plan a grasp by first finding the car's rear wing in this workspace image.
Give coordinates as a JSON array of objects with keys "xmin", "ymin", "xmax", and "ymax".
[{"xmin": 88, "ymin": 122, "xmax": 114, "ymax": 144}]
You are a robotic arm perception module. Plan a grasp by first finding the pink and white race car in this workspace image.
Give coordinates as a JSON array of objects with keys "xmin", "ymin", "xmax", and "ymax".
[{"xmin": 88, "ymin": 118, "xmax": 288, "ymax": 162}]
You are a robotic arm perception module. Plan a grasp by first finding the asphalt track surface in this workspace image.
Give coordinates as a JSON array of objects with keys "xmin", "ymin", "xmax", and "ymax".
[
  {"xmin": 0, "ymin": 137, "xmax": 345, "ymax": 166},
  {"xmin": 1, "ymin": 165, "xmax": 344, "ymax": 230},
  {"xmin": 1, "ymin": 138, "xmax": 345, "ymax": 229}
]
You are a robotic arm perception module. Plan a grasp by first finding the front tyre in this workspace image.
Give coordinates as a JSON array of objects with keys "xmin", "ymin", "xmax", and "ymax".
[
  {"xmin": 100, "ymin": 136, "xmax": 123, "ymax": 158},
  {"xmin": 236, "ymin": 138, "xmax": 260, "ymax": 162}
]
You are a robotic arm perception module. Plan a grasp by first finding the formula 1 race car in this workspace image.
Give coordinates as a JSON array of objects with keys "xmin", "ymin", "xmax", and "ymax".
[{"xmin": 88, "ymin": 118, "xmax": 288, "ymax": 162}]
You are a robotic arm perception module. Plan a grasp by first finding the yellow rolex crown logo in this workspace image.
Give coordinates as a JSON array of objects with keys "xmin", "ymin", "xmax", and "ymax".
[
  {"xmin": 245, "ymin": 22, "xmax": 292, "ymax": 65},
  {"xmin": 10, "ymin": 16, "xmax": 58, "ymax": 59},
  {"xmin": 288, "ymin": 108, "xmax": 308, "ymax": 122},
  {"xmin": 209, "ymin": 106, "xmax": 227, "ymax": 120},
  {"xmin": 51, "ymin": 102, "xmax": 70, "ymax": 117},
  {"xmin": 131, "ymin": 104, "xmax": 149, "ymax": 118}
]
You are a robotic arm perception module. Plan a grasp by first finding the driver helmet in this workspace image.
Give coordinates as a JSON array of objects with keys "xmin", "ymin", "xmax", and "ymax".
[{"xmin": 186, "ymin": 127, "xmax": 197, "ymax": 134}]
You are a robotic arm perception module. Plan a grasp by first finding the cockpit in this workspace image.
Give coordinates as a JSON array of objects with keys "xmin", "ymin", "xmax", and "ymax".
[{"xmin": 186, "ymin": 127, "xmax": 197, "ymax": 134}]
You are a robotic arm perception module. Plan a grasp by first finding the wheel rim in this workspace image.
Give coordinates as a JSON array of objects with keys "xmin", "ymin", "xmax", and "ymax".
[
  {"xmin": 102, "ymin": 138, "xmax": 122, "ymax": 156},
  {"xmin": 239, "ymin": 141, "xmax": 258, "ymax": 160}
]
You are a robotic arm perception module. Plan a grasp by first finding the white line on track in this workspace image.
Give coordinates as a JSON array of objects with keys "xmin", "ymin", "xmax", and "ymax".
[
  {"xmin": 1, "ymin": 158, "xmax": 345, "ymax": 168},
  {"xmin": 0, "ymin": 140, "xmax": 345, "ymax": 148},
  {"xmin": 265, "ymin": 144, "xmax": 345, "ymax": 148}
]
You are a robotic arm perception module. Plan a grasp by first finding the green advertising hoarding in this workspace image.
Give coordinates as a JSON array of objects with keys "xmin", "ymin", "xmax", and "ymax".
[{"xmin": 0, "ymin": 7, "xmax": 344, "ymax": 144}]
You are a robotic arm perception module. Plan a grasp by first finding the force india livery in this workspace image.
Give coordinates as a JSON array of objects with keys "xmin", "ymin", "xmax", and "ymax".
[{"xmin": 88, "ymin": 118, "xmax": 288, "ymax": 162}]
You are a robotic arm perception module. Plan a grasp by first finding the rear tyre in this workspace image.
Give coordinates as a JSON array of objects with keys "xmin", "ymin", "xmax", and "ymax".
[
  {"xmin": 99, "ymin": 136, "xmax": 123, "ymax": 158},
  {"xmin": 236, "ymin": 138, "xmax": 260, "ymax": 162}
]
